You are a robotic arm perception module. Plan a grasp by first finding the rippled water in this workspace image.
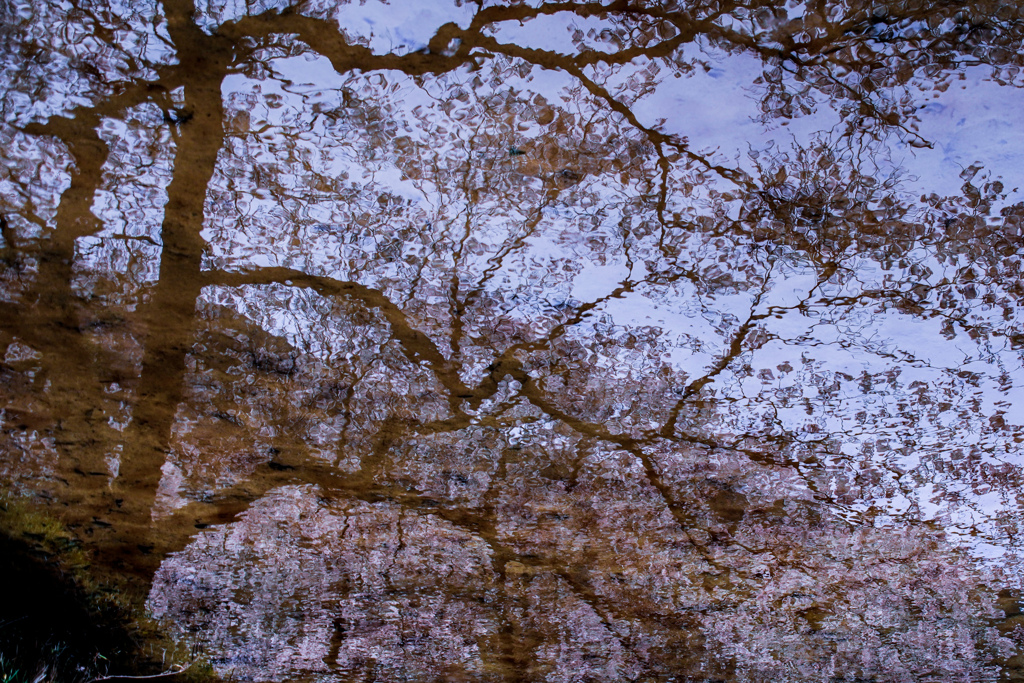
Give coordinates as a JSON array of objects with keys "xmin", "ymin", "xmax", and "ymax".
[{"xmin": 2, "ymin": 0, "xmax": 1024, "ymax": 680}]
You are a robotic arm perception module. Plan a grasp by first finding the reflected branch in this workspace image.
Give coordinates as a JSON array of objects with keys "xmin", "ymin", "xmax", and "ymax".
[
  {"xmin": 223, "ymin": 11, "xmax": 472, "ymax": 77},
  {"xmin": 658, "ymin": 270, "xmax": 774, "ymax": 440},
  {"xmin": 203, "ymin": 267, "xmax": 474, "ymax": 416}
]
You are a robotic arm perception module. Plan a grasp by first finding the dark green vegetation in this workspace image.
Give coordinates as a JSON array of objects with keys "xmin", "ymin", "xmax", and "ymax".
[{"xmin": 0, "ymin": 498, "xmax": 214, "ymax": 682}]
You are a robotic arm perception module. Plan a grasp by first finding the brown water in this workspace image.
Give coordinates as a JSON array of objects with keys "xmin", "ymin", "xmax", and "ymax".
[{"xmin": 3, "ymin": 0, "xmax": 1024, "ymax": 680}]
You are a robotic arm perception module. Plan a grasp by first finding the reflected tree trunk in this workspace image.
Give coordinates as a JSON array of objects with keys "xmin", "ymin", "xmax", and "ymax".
[{"xmin": 103, "ymin": 0, "xmax": 236, "ymax": 574}]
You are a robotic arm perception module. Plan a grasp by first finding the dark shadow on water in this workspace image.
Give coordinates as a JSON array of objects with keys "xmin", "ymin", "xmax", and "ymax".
[
  {"xmin": 0, "ymin": 532, "xmax": 132, "ymax": 682},
  {"xmin": 0, "ymin": 506, "xmax": 217, "ymax": 683}
]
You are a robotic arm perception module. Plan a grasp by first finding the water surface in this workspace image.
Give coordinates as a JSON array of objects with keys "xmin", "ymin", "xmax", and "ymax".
[{"xmin": 2, "ymin": 0, "xmax": 1024, "ymax": 680}]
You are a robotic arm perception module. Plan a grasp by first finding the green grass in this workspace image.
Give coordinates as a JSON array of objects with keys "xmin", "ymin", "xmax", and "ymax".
[
  {"xmin": 0, "ymin": 652, "xmax": 26, "ymax": 683},
  {"xmin": 0, "ymin": 643, "xmax": 80, "ymax": 683}
]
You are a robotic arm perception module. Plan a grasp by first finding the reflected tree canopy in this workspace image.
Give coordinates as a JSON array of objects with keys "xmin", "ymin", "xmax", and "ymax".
[{"xmin": 2, "ymin": 0, "xmax": 1024, "ymax": 680}]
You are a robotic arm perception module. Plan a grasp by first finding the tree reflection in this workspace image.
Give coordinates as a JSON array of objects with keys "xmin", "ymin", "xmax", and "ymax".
[{"xmin": 2, "ymin": 0, "xmax": 1024, "ymax": 680}]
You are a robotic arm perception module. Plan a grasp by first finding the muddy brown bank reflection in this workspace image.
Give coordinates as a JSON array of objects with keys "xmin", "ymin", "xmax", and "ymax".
[{"xmin": 3, "ymin": 0, "xmax": 1024, "ymax": 680}]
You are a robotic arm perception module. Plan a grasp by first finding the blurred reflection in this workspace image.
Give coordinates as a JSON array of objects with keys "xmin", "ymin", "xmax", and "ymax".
[{"xmin": 2, "ymin": 0, "xmax": 1024, "ymax": 680}]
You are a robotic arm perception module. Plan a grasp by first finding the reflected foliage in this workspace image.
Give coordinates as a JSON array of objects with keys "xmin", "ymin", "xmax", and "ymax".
[{"xmin": 2, "ymin": 0, "xmax": 1024, "ymax": 681}]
